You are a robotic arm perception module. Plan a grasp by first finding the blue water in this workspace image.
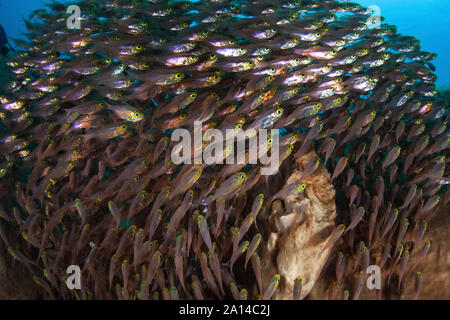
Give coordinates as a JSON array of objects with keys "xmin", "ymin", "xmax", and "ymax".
[{"xmin": 0, "ymin": 0, "xmax": 449, "ymax": 86}]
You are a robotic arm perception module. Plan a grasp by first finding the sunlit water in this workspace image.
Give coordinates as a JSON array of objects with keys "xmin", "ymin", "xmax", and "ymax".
[{"xmin": 1, "ymin": 0, "xmax": 449, "ymax": 87}]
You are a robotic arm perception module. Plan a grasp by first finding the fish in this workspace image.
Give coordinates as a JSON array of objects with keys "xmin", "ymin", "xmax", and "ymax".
[
  {"xmin": 244, "ymin": 233, "xmax": 262, "ymax": 270},
  {"xmin": 343, "ymin": 290, "xmax": 350, "ymax": 300},
  {"xmin": 367, "ymin": 134, "xmax": 380, "ymax": 161},
  {"xmin": 300, "ymin": 156, "xmax": 321, "ymax": 181},
  {"xmin": 197, "ymin": 215, "xmax": 213, "ymax": 253},
  {"xmin": 418, "ymin": 195, "xmax": 440, "ymax": 216},
  {"xmin": 146, "ymin": 251, "xmax": 162, "ymax": 287},
  {"xmin": 251, "ymin": 193, "xmax": 264, "ymax": 230},
  {"xmin": 230, "ymin": 241, "xmax": 249, "ymax": 273},
  {"xmin": 163, "ymin": 190, "xmax": 194, "ymax": 242},
  {"xmin": 208, "ymin": 172, "xmax": 246, "ymax": 202},
  {"xmin": 397, "ymin": 249, "xmax": 410, "ymax": 289},
  {"xmin": 414, "ymin": 272, "xmax": 422, "ymax": 300},
  {"xmin": 293, "ymin": 276, "xmax": 303, "ymax": 300},
  {"xmin": 191, "ymin": 276, "xmax": 205, "ymax": 300},
  {"xmin": 399, "ymin": 184, "xmax": 417, "ymax": 210},
  {"xmin": 318, "ymin": 137, "xmax": 336, "ymax": 165},
  {"xmin": 230, "ymin": 282, "xmax": 240, "ymax": 300},
  {"xmin": 331, "ymin": 156, "xmax": 349, "ymax": 181},
  {"xmin": 271, "ymin": 183, "xmax": 306, "ymax": 201},
  {"xmin": 208, "ymin": 250, "xmax": 225, "ymax": 296},
  {"xmin": 411, "ymin": 241, "xmax": 431, "ymax": 271},
  {"xmin": 353, "ymin": 270, "xmax": 365, "ymax": 300},
  {"xmin": 413, "ymin": 220, "xmax": 427, "ymax": 244},
  {"xmin": 381, "ymin": 209, "xmax": 399, "ymax": 239},
  {"xmin": 344, "ymin": 207, "xmax": 364, "ymax": 234},
  {"xmin": 200, "ymin": 251, "xmax": 222, "ymax": 298},
  {"xmin": 322, "ymin": 224, "xmax": 346, "ymax": 252},
  {"xmin": 263, "ymin": 274, "xmax": 280, "ymax": 300},
  {"xmin": 239, "ymin": 214, "xmax": 254, "ymax": 242},
  {"xmin": 395, "ymin": 218, "xmax": 410, "ymax": 251},
  {"xmin": 382, "ymin": 146, "xmax": 401, "ymax": 170},
  {"xmin": 336, "ymin": 251, "xmax": 347, "ymax": 285},
  {"xmin": 251, "ymin": 253, "xmax": 263, "ymax": 296}
]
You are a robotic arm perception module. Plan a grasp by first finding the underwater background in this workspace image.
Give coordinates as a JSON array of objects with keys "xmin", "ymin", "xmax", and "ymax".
[
  {"xmin": 0, "ymin": 0, "xmax": 448, "ymax": 300},
  {"xmin": 1, "ymin": 0, "xmax": 450, "ymax": 88}
]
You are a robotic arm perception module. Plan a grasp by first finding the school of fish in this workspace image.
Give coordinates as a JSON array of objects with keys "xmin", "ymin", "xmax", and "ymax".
[{"xmin": 0, "ymin": 0, "xmax": 448, "ymax": 300}]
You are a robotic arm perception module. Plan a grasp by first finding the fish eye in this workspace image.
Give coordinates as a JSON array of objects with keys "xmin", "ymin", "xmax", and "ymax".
[
  {"xmin": 336, "ymin": 98, "xmax": 342, "ymax": 103},
  {"xmin": 314, "ymin": 32, "xmax": 321, "ymax": 37},
  {"xmin": 228, "ymin": 40, "xmax": 235, "ymax": 45},
  {"xmin": 337, "ymin": 77, "xmax": 343, "ymax": 83},
  {"xmin": 143, "ymin": 63, "xmax": 149, "ymax": 68},
  {"xmin": 136, "ymin": 45, "xmax": 142, "ymax": 50},
  {"xmin": 179, "ymin": 114, "xmax": 186, "ymax": 120},
  {"xmin": 239, "ymin": 173, "xmax": 246, "ymax": 180},
  {"xmin": 271, "ymin": 28, "xmax": 277, "ymax": 32},
  {"xmin": 190, "ymin": 93, "xmax": 197, "ymax": 99},
  {"xmin": 176, "ymin": 73, "xmax": 183, "ymax": 79},
  {"xmin": 213, "ymin": 75, "xmax": 220, "ymax": 80},
  {"xmin": 105, "ymin": 58, "xmax": 112, "ymax": 63},
  {"xmin": 95, "ymin": 65, "xmax": 101, "ymax": 70},
  {"xmin": 276, "ymin": 108, "xmax": 283, "ymax": 115}
]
